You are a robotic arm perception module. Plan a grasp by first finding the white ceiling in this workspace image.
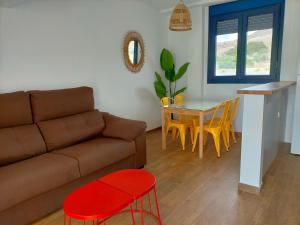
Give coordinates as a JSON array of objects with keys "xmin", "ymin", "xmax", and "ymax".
[
  {"xmin": 0, "ymin": 0, "xmax": 232, "ymax": 10},
  {"xmin": 141, "ymin": 0, "xmax": 195, "ymax": 10},
  {"xmin": 0, "ymin": 0, "xmax": 27, "ymax": 7},
  {"xmin": 142, "ymin": 0, "xmax": 234, "ymax": 12}
]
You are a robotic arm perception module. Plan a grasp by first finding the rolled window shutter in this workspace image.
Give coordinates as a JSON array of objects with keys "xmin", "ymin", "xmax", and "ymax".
[
  {"xmin": 217, "ymin": 19, "xmax": 238, "ymax": 35},
  {"xmin": 248, "ymin": 13, "xmax": 273, "ymax": 31}
]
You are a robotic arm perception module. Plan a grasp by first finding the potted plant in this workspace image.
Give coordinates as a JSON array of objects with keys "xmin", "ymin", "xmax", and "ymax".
[{"xmin": 154, "ymin": 48, "xmax": 190, "ymax": 99}]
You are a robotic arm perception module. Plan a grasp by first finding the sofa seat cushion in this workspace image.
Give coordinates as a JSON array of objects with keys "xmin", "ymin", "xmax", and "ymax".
[
  {"xmin": 0, "ymin": 91, "xmax": 33, "ymax": 128},
  {"xmin": 30, "ymin": 87, "xmax": 94, "ymax": 122},
  {"xmin": 53, "ymin": 138, "xmax": 135, "ymax": 176},
  {"xmin": 38, "ymin": 111, "xmax": 105, "ymax": 151},
  {"xmin": 0, "ymin": 125, "xmax": 47, "ymax": 166},
  {"xmin": 0, "ymin": 153, "xmax": 80, "ymax": 212}
]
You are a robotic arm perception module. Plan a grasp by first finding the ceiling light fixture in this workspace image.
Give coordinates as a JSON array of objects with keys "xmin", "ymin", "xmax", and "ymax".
[{"xmin": 169, "ymin": 0, "xmax": 192, "ymax": 31}]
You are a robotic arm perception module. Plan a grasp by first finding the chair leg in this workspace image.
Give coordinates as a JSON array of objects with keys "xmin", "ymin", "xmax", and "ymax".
[
  {"xmin": 226, "ymin": 125, "xmax": 230, "ymax": 147},
  {"xmin": 179, "ymin": 128, "xmax": 186, "ymax": 151},
  {"xmin": 166, "ymin": 126, "xmax": 170, "ymax": 137},
  {"xmin": 189, "ymin": 127, "xmax": 194, "ymax": 144},
  {"xmin": 192, "ymin": 129, "xmax": 199, "ymax": 152},
  {"xmin": 172, "ymin": 128, "xmax": 177, "ymax": 140},
  {"xmin": 176, "ymin": 130, "xmax": 180, "ymax": 139},
  {"xmin": 204, "ymin": 131, "xmax": 208, "ymax": 146},
  {"xmin": 211, "ymin": 132, "xmax": 221, "ymax": 158},
  {"xmin": 230, "ymin": 124, "xmax": 237, "ymax": 144},
  {"xmin": 222, "ymin": 130, "xmax": 229, "ymax": 151}
]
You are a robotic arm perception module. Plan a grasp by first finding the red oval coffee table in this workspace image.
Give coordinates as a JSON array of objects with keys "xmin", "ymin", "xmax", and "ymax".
[
  {"xmin": 63, "ymin": 169, "xmax": 162, "ymax": 225},
  {"xmin": 100, "ymin": 169, "xmax": 162, "ymax": 225}
]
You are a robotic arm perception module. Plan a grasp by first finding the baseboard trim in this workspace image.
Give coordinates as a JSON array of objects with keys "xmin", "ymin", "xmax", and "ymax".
[
  {"xmin": 238, "ymin": 182, "xmax": 261, "ymax": 195},
  {"xmin": 147, "ymin": 126, "xmax": 161, "ymax": 133}
]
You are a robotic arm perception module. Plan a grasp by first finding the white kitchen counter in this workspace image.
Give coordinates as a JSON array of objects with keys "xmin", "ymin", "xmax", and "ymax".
[{"xmin": 237, "ymin": 81, "xmax": 296, "ymax": 194}]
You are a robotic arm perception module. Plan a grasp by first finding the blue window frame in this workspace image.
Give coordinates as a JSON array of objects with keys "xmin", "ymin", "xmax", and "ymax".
[{"xmin": 208, "ymin": 0, "xmax": 285, "ymax": 84}]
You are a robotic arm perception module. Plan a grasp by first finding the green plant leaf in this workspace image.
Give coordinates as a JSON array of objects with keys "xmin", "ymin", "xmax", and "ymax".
[
  {"xmin": 165, "ymin": 66, "xmax": 176, "ymax": 82},
  {"xmin": 160, "ymin": 48, "xmax": 174, "ymax": 72},
  {"xmin": 155, "ymin": 72, "xmax": 163, "ymax": 82},
  {"xmin": 154, "ymin": 72, "xmax": 167, "ymax": 99},
  {"xmin": 154, "ymin": 81, "xmax": 167, "ymax": 99},
  {"xmin": 174, "ymin": 63, "xmax": 190, "ymax": 81},
  {"xmin": 171, "ymin": 87, "xmax": 187, "ymax": 98}
]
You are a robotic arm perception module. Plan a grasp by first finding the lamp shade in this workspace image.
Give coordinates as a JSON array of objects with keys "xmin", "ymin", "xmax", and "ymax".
[{"xmin": 169, "ymin": 0, "xmax": 192, "ymax": 31}]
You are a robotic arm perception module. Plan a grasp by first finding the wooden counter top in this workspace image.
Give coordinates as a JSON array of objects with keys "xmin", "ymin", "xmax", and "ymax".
[{"xmin": 237, "ymin": 81, "xmax": 296, "ymax": 95}]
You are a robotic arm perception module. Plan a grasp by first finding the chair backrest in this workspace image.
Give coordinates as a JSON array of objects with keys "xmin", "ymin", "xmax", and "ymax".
[
  {"xmin": 174, "ymin": 94, "xmax": 190, "ymax": 106},
  {"xmin": 230, "ymin": 97, "xmax": 240, "ymax": 121},
  {"xmin": 161, "ymin": 97, "xmax": 173, "ymax": 121},
  {"xmin": 207, "ymin": 100, "xmax": 231, "ymax": 128},
  {"xmin": 174, "ymin": 94, "xmax": 184, "ymax": 106},
  {"xmin": 161, "ymin": 97, "xmax": 171, "ymax": 106}
]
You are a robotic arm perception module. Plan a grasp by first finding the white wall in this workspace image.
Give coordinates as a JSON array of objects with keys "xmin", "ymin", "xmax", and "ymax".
[
  {"xmin": 161, "ymin": 0, "xmax": 300, "ymax": 142},
  {"xmin": 280, "ymin": 0, "xmax": 300, "ymax": 142},
  {"xmin": 0, "ymin": 0, "xmax": 162, "ymax": 130},
  {"xmin": 291, "ymin": 75, "xmax": 300, "ymax": 155},
  {"xmin": 1, "ymin": 0, "xmax": 299, "ymax": 135}
]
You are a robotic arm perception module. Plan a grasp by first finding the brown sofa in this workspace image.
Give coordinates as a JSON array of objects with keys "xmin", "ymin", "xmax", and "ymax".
[{"xmin": 0, "ymin": 87, "xmax": 147, "ymax": 225}]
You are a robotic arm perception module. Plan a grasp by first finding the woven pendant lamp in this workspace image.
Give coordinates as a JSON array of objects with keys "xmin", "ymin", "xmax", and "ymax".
[{"xmin": 169, "ymin": 0, "xmax": 192, "ymax": 31}]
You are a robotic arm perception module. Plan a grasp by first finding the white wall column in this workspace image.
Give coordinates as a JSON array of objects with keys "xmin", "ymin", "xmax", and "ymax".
[{"xmin": 239, "ymin": 95, "xmax": 265, "ymax": 190}]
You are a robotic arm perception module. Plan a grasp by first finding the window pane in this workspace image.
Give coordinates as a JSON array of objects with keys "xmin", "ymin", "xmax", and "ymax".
[
  {"xmin": 215, "ymin": 19, "xmax": 238, "ymax": 76},
  {"xmin": 246, "ymin": 14, "xmax": 273, "ymax": 76}
]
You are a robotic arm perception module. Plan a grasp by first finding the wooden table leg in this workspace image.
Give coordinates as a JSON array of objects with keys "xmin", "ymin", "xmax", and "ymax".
[
  {"xmin": 199, "ymin": 112, "xmax": 204, "ymax": 159},
  {"xmin": 161, "ymin": 108, "xmax": 166, "ymax": 150}
]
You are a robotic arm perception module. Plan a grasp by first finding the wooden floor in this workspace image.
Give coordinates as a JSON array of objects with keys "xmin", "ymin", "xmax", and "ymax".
[{"xmin": 32, "ymin": 129, "xmax": 300, "ymax": 225}]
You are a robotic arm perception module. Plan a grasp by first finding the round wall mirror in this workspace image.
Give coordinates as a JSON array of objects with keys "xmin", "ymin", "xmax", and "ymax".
[{"xmin": 123, "ymin": 32, "xmax": 145, "ymax": 73}]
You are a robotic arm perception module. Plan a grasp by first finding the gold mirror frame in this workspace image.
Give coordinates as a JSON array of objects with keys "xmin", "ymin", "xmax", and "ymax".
[{"xmin": 123, "ymin": 32, "xmax": 145, "ymax": 73}]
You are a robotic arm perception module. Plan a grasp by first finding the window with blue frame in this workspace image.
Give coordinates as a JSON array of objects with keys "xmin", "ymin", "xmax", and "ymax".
[{"xmin": 208, "ymin": 0, "xmax": 285, "ymax": 84}]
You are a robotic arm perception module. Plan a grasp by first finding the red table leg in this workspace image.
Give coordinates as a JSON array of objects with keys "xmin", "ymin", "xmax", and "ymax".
[
  {"xmin": 140, "ymin": 197, "xmax": 144, "ymax": 225},
  {"xmin": 130, "ymin": 204, "xmax": 136, "ymax": 225},
  {"xmin": 154, "ymin": 186, "xmax": 162, "ymax": 225},
  {"xmin": 148, "ymin": 193, "xmax": 153, "ymax": 214}
]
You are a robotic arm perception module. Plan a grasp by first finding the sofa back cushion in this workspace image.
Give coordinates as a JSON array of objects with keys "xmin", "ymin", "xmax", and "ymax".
[
  {"xmin": 38, "ymin": 110, "xmax": 105, "ymax": 151},
  {"xmin": 0, "ymin": 91, "xmax": 33, "ymax": 128},
  {"xmin": 0, "ymin": 125, "xmax": 47, "ymax": 166},
  {"xmin": 30, "ymin": 86, "xmax": 94, "ymax": 122}
]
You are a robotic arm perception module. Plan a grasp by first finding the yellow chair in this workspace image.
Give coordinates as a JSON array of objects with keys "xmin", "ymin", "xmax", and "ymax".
[
  {"xmin": 192, "ymin": 100, "xmax": 231, "ymax": 157},
  {"xmin": 161, "ymin": 97, "xmax": 173, "ymax": 135},
  {"xmin": 161, "ymin": 97, "xmax": 171, "ymax": 107},
  {"xmin": 174, "ymin": 94, "xmax": 185, "ymax": 106},
  {"xmin": 227, "ymin": 97, "xmax": 240, "ymax": 145},
  {"xmin": 203, "ymin": 97, "xmax": 240, "ymax": 150},
  {"xmin": 173, "ymin": 94, "xmax": 196, "ymax": 142},
  {"xmin": 161, "ymin": 96, "xmax": 193, "ymax": 150},
  {"xmin": 166, "ymin": 118, "xmax": 194, "ymax": 151}
]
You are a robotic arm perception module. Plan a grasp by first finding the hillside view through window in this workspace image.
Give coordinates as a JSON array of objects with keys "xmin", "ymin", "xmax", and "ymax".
[{"xmin": 216, "ymin": 29, "xmax": 273, "ymax": 76}]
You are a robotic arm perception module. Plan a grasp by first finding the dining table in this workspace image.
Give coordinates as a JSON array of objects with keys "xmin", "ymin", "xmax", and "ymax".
[{"xmin": 161, "ymin": 99, "xmax": 223, "ymax": 159}]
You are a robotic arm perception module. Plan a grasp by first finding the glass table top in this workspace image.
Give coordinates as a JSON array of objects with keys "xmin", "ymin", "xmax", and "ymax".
[{"xmin": 162, "ymin": 100, "xmax": 222, "ymax": 111}]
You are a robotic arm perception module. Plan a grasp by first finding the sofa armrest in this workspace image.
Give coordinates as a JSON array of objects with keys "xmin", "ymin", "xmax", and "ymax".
[
  {"xmin": 133, "ymin": 133, "xmax": 147, "ymax": 168},
  {"xmin": 102, "ymin": 113, "xmax": 147, "ymax": 141},
  {"xmin": 102, "ymin": 113, "xmax": 147, "ymax": 168}
]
